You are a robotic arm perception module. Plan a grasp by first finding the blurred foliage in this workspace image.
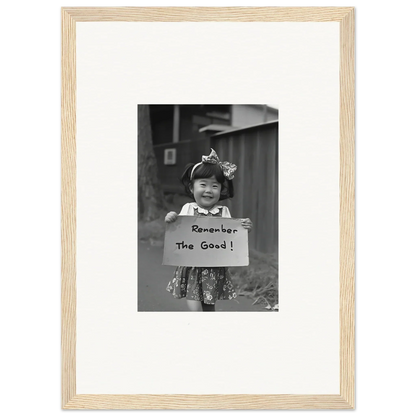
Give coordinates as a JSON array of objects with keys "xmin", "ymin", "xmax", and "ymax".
[{"xmin": 229, "ymin": 249, "xmax": 278, "ymax": 312}]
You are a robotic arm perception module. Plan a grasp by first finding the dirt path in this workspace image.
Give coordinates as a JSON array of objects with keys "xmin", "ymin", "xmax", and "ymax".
[{"xmin": 138, "ymin": 240, "xmax": 265, "ymax": 312}]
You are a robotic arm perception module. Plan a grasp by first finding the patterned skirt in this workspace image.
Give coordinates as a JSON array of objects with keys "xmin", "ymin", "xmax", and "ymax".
[{"xmin": 166, "ymin": 266, "xmax": 237, "ymax": 305}]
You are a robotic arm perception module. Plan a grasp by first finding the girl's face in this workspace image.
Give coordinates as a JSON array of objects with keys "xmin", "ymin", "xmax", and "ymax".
[{"xmin": 191, "ymin": 175, "xmax": 221, "ymax": 210}]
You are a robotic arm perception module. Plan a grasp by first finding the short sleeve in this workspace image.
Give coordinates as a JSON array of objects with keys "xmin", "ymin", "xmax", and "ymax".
[
  {"xmin": 221, "ymin": 206, "xmax": 232, "ymax": 218},
  {"xmin": 179, "ymin": 203, "xmax": 193, "ymax": 215}
]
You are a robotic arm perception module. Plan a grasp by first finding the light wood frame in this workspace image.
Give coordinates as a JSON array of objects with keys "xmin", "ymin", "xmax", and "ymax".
[{"xmin": 62, "ymin": 7, "xmax": 355, "ymax": 410}]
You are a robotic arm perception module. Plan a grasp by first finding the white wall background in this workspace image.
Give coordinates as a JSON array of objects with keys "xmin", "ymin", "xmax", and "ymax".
[{"xmin": 76, "ymin": 21, "xmax": 340, "ymax": 395}]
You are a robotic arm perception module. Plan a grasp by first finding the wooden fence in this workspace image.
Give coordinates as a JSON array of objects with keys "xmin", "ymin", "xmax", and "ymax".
[{"xmin": 211, "ymin": 121, "xmax": 278, "ymax": 254}]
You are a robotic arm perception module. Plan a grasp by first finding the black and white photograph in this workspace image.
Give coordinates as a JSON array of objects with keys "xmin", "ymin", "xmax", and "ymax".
[{"xmin": 138, "ymin": 104, "xmax": 278, "ymax": 312}]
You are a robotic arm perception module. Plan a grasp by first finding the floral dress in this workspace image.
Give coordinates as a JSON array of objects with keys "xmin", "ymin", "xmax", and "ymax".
[{"xmin": 166, "ymin": 202, "xmax": 238, "ymax": 305}]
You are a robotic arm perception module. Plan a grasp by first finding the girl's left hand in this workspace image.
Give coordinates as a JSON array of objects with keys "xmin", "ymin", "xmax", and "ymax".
[{"xmin": 241, "ymin": 218, "xmax": 253, "ymax": 233}]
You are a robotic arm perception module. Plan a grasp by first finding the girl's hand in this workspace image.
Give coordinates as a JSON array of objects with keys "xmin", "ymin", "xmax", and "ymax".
[
  {"xmin": 165, "ymin": 211, "xmax": 178, "ymax": 223},
  {"xmin": 241, "ymin": 218, "xmax": 253, "ymax": 233}
]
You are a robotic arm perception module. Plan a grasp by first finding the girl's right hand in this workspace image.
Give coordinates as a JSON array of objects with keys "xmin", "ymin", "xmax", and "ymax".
[{"xmin": 165, "ymin": 211, "xmax": 178, "ymax": 223}]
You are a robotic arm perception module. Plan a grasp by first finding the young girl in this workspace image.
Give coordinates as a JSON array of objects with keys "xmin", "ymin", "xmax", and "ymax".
[{"xmin": 165, "ymin": 148, "xmax": 252, "ymax": 312}]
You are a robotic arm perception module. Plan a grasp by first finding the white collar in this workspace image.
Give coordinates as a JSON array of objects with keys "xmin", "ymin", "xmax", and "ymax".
[{"xmin": 190, "ymin": 202, "xmax": 222, "ymax": 215}]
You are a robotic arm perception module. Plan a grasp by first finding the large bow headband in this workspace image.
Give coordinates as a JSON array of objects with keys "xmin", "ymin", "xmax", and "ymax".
[{"xmin": 190, "ymin": 148, "xmax": 237, "ymax": 180}]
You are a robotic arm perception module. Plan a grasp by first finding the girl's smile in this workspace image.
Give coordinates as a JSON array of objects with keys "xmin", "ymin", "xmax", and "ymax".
[{"xmin": 191, "ymin": 176, "xmax": 221, "ymax": 210}]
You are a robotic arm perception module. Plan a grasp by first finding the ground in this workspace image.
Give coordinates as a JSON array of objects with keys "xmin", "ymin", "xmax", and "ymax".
[{"xmin": 138, "ymin": 240, "xmax": 267, "ymax": 312}]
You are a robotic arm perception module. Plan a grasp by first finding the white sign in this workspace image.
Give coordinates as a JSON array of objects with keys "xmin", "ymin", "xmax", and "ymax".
[{"xmin": 163, "ymin": 216, "xmax": 249, "ymax": 267}]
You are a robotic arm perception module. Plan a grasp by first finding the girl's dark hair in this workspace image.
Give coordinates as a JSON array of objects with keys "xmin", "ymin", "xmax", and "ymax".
[{"xmin": 181, "ymin": 162, "xmax": 234, "ymax": 201}]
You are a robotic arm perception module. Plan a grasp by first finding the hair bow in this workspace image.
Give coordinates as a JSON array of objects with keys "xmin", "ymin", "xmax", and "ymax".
[{"xmin": 193, "ymin": 148, "xmax": 237, "ymax": 180}]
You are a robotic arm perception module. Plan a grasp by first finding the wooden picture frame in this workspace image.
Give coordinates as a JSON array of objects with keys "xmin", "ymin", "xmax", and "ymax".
[{"xmin": 62, "ymin": 7, "xmax": 354, "ymax": 409}]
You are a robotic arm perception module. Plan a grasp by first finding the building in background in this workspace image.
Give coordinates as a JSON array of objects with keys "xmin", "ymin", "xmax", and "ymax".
[
  {"xmin": 149, "ymin": 104, "xmax": 278, "ymax": 193},
  {"xmin": 149, "ymin": 104, "xmax": 278, "ymax": 145}
]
